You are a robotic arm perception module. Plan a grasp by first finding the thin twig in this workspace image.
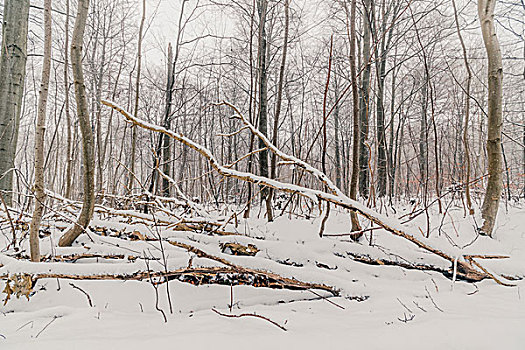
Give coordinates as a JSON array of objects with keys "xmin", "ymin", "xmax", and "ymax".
[
  {"xmin": 34, "ymin": 315, "xmax": 61, "ymax": 338},
  {"xmin": 16, "ymin": 320, "xmax": 34, "ymax": 332},
  {"xmin": 425, "ymin": 286, "xmax": 444, "ymax": 312},
  {"xmin": 69, "ymin": 283, "xmax": 93, "ymax": 307},
  {"xmin": 145, "ymin": 255, "xmax": 168, "ymax": 323},
  {"xmin": 308, "ymin": 289, "xmax": 345, "ymax": 310},
  {"xmin": 211, "ymin": 308, "xmax": 287, "ymax": 331},
  {"xmin": 413, "ymin": 301, "xmax": 427, "ymax": 312},
  {"xmin": 397, "ymin": 298, "xmax": 413, "ymax": 313},
  {"xmin": 397, "ymin": 312, "xmax": 415, "ymax": 323},
  {"xmin": 0, "ymin": 191, "xmax": 17, "ymax": 248}
]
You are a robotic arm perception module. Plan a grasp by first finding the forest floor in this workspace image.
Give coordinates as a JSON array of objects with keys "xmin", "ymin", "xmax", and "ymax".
[{"xmin": 0, "ymin": 200, "xmax": 524, "ymax": 349}]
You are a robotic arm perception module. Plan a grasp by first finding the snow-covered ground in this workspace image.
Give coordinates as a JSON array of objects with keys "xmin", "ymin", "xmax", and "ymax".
[{"xmin": 1, "ymin": 202, "xmax": 524, "ymax": 349}]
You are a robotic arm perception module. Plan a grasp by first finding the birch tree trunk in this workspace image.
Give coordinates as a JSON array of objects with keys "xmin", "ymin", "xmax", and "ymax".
[
  {"xmin": 29, "ymin": 0, "xmax": 52, "ymax": 262},
  {"xmin": 58, "ymin": 0, "xmax": 95, "ymax": 247},
  {"xmin": 0, "ymin": 0, "xmax": 30, "ymax": 205},
  {"xmin": 478, "ymin": 0, "xmax": 503, "ymax": 237}
]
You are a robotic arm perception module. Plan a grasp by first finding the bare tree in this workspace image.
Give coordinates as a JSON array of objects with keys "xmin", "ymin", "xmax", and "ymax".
[
  {"xmin": 478, "ymin": 0, "xmax": 503, "ymax": 237},
  {"xmin": 64, "ymin": 0, "xmax": 74, "ymax": 199},
  {"xmin": 349, "ymin": 0, "xmax": 361, "ymax": 232},
  {"xmin": 128, "ymin": 0, "xmax": 146, "ymax": 195},
  {"xmin": 256, "ymin": 0, "xmax": 272, "ymax": 220},
  {"xmin": 28, "ymin": 0, "xmax": 53, "ymax": 262},
  {"xmin": 452, "ymin": 0, "xmax": 474, "ymax": 215},
  {"xmin": 59, "ymin": 0, "xmax": 95, "ymax": 247},
  {"xmin": 358, "ymin": 0, "xmax": 372, "ymax": 199},
  {"xmin": 268, "ymin": 0, "xmax": 290, "ymax": 222}
]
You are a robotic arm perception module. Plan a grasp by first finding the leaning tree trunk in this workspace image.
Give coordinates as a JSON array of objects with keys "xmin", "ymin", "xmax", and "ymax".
[
  {"xmin": 478, "ymin": 0, "xmax": 503, "ymax": 237},
  {"xmin": 58, "ymin": 0, "xmax": 95, "ymax": 247},
  {"xmin": 0, "ymin": 0, "xmax": 30, "ymax": 206},
  {"xmin": 29, "ymin": 0, "xmax": 52, "ymax": 262}
]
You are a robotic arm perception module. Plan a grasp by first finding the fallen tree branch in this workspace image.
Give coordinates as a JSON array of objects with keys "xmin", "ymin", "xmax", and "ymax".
[
  {"xmin": 465, "ymin": 256, "xmax": 515, "ymax": 287},
  {"xmin": 100, "ymin": 99, "xmax": 507, "ymax": 285}
]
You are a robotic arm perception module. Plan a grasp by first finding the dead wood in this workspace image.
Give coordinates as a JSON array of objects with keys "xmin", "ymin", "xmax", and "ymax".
[
  {"xmin": 165, "ymin": 240, "xmax": 337, "ymax": 294},
  {"xmin": 219, "ymin": 242, "xmax": 259, "ymax": 256},
  {"xmin": 48, "ymin": 190, "xmax": 243, "ymax": 237},
  {"xmin": 101, "ymin": 99, "xmax": 506, "ymax": 286},
  {"xmin": 44, "ymin": 253, "xmax": 127, "ymax": 262},
  {"xmin": 1, "ymin": 267, "xmax": 337, "ymax": 295},
  {"xmin": 342, "ymin": 252, "xmax": 482, "ymax": 282}
]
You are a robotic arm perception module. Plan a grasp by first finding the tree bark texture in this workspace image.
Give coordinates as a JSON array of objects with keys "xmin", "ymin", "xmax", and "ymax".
[{"xmin": 0, "ymin": 0, "xmax": 30, "ymax": 205}]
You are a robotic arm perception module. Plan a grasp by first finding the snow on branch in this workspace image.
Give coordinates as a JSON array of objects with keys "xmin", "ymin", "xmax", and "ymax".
[{"xmin": 100, "ymin": 99, "xmax": 512, "ymax": 285}]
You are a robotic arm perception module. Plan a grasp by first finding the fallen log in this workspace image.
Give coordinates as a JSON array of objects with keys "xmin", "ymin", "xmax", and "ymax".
[
  {"xmin": 340, "ymin": 252, "xmax": 477, "ymax": 282},
  {"xmin": 165, "ymin": 240, "xmax": 337, "ymax": 294},
  {"xmin": 1, "ymin": 266, "xmax": 337, "ymax": 296}
]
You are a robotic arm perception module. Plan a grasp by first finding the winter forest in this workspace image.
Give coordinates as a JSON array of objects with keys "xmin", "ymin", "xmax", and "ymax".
[{"xmin": 0, "ymin": 0, "xmax": 524, "ymax": 348}]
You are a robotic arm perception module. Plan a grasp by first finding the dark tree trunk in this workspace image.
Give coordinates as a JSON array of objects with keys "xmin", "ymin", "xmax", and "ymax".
[{"xmin": 358, "ymin": 0, "xmax": 372, "ymax": 199}]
